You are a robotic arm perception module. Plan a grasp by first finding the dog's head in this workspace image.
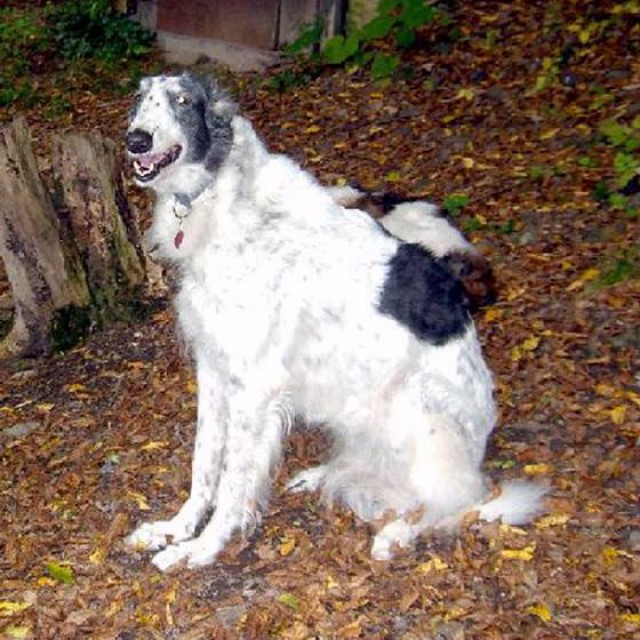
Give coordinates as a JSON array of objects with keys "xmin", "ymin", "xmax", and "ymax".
[{"xmin": 126, "ymin": 72, "xmax": 236, "ymax": 193}]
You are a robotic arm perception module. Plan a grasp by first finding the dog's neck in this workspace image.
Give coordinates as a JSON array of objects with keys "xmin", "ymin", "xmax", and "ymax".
[{"xmin": 169, "ymin": 181, "xmax": 213, "ymax": 249}]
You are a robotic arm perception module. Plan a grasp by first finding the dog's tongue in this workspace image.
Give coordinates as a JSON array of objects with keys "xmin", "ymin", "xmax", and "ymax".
[{"xmin": 135, "ymin": 153, "xmax": 164, "ymax": 169}]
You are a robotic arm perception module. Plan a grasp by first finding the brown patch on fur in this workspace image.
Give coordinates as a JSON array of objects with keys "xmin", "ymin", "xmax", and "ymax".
[{"xmin": 440, "ymin": 250, "xmax": 497, "ymax": 310}]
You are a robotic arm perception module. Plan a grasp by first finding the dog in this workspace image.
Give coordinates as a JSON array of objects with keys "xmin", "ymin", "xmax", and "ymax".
[
  {"xmin": 125, "ymin": 72, "xmax": 544, "ymax": 571},
  {"xmin": 328, "ymin": 184, "xmax": 497, "ymax": 310}
]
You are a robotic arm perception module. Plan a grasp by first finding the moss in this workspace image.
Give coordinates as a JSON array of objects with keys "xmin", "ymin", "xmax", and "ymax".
[{"xmin": 51, "ymin": 304, "xmax": 92, "ymax": 352}]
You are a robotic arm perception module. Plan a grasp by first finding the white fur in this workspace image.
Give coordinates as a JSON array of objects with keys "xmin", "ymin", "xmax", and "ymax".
[
  {"xmin": 327, "ymin": 184, "xmax": 474, "ymax": 257},
  {"xmin": 126, "ymin": 74, "xmax": 544, "ymax": 570}
]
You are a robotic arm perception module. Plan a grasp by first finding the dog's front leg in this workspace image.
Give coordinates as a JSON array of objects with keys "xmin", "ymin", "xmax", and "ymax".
[
  {"xmin": 151, "ymin": 383, "xmax": 285, "ymax": 571},
  {"xmin": 127, "ymin": 359, "xmax": 227, "ymax": 551}
]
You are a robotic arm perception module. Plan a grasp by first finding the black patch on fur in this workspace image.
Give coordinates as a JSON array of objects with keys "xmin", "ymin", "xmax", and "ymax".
[
  {"xmin": 156, "ymin": 73, "xmax": 234, "ymax": 171},
  {"xmin": 379, "ymin": 243, "xmax": 471, "ymax": 345}
]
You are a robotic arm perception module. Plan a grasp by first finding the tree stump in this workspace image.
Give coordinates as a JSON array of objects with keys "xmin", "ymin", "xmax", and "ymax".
[
  {"xmin": 52, "ymin": 131, "xmax": 146, "ymax": 323},
  {"xmin": 0, "ymin": 118, "xmax": 89, "ymax": 357},
  {"xmin": 0, "ymin": 117, "xmax": 150, "ymax": 358}
]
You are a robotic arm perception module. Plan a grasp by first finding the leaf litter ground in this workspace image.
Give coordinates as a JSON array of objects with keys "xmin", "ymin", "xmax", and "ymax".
[{"xmin": 1, "ymin": 1, "xmax": 639, "ymax": 638}]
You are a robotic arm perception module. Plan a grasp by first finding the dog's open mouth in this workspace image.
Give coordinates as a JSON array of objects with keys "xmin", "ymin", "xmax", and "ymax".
[{"xmin": 132, "ymin": 144, "xmax": 182, "ymax": 182}]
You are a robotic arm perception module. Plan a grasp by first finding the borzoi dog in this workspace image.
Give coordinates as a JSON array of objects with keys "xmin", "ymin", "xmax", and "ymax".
[{"xmin": 126, "ymin": 72, "xmax": 544, "ymax": 571}]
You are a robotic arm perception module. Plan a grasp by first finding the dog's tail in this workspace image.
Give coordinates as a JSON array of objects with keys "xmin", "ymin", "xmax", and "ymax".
[
  {"xmin": 475, "ymin": 480, "xmax": 547, "ymax": 525},
  {"xmin": 329, "ymin": 184, "xmax": 497, "ymax": 309}
]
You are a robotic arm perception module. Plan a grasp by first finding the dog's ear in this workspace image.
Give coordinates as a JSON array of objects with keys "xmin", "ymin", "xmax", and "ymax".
[
  {"xmin": 199, "ymin": 77, "xmax": 237, "ymax": 172},
  {"xmin": 203, "ymin": 78, "xmax": 238, "ymax": 120}
]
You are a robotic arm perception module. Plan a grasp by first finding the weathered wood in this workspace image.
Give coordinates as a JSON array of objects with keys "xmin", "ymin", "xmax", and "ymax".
[
  {"xmin": 0, "ymin": 117, "xmax": 89, "ymax": 357},
  {"xmin": 0, "ymin": 118, "xmax": 152, "ymax": 358},
  {"xmin": 52, "ymin": 131, "xmax": 146, "ymax": 322}
]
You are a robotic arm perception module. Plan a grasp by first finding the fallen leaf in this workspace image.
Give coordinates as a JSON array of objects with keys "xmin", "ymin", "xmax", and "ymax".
[
  {"xmin": 501, "ymin": 543, "xmax": 536, "ymax": 561},
  {"xmin": 526, "ymin": 603, "xmax": 552, "ymax": 622},
  {"xmin": 0, "ymin": 602, "xmax": 32, "ymax": 617},
  {"xmin": 45, "ymin": 561, "xmax": 74, "ymax": 584}
]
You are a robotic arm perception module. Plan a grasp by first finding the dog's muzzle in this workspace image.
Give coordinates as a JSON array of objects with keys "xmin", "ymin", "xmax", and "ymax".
[{"xmin": 127, "ymin": 128, "xmax": 182, "ymax": 183}]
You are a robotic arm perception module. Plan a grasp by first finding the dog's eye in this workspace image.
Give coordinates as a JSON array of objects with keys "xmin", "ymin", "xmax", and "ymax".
[{"xmin": 176, "ymin": 94, "xmax": 191, "ymax": 106}]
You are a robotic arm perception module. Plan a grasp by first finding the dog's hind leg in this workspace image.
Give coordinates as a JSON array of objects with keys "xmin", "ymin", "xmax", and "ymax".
[
  {"xmin": 127, "ymin": 360, "xmax": 226, "ymax": 551},
  {"xmin": 370, "ymin": 412, "xmax": 486, "ymax": 560},
  {"xmin": 151, "ymin": 388, "xmax": 287, "ymax": 570}
]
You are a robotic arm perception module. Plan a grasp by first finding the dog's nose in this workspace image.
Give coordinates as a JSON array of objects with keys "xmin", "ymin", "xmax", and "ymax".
[{"xmin": 126, "ymin": 129, "xmax": 153, "ymax": 154}]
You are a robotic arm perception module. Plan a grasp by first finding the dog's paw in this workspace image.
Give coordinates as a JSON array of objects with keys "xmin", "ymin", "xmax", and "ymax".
[
  {"xmin": 127, "ymin": 517, "xmax": 196, "ymax": 551},
  {"xmin": 127, "ymin": 521, "xmax": 172, "ymax": 551},
  {"xmin": 151, "ymin": 539, "xmax": 221, "ymax": 572},
  {"xmin": 286, "ymin": 464, "xmax": 327, "ymax": 493},
  {"xmin": 371, "ymin": 519, "xmax": 414, "ymax": 561}
]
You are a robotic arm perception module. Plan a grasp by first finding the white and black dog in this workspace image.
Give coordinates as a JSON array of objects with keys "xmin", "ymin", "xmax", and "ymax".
[{"xmin": 125, "ymin": 72, "xmax": 544, "ymax": 571}]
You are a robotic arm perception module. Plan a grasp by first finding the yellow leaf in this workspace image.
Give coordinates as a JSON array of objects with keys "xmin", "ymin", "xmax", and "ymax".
[
  {"xmin": 457, "ymin": 87, "xmax": 475, "ymax": 101},
  {"xmin": 602, "ymin": 545, "xmax": 633, "ymax": 566},
  {"xmin": 484, "ymin": 308, "xmax": 503, "ymax": 323},
  {"xmin": 304, "ymin": 124, "xmax": 321, "ymax": 134},
  {"xmin": 278, "ymin": 535, "xmax": 296, "ymax": 556},
  {"xmin": 385, "ymin": 170, "xmax": 402, "ymax": 182},
  {"xmin": 526, "ymin": 603, "xmax": 552, "ymax": 622},
  {"xmin": 165, "ymin": 586, "xmax": 178, "ymax": 604},
  {"xmin": 2, "ymin": 626, "xmax": 32, "ymax": 639},
  {"xmin": 522, "ymin": 336, "xmax": 541, "ymax": 351},
  {"xmin": 475, "ymin": 214, "xmax": 488, "ymax": 225},
  {"xmin": 462, "ymin": 157, "xmax": 475, "ymax": 169},
  {"xmin": 523, "ymin": 462, "xmax": 552, "ymax": 475},
  {"xmin": 0, "ymin": 602, "xmax": 32, "ymax": 617},
  {"xmin": 66, "ymin": 383, "xmax": 87, "ymax": 393},
  {"xmin": 567, "ymin": 267, "xmax": 601, "ymax": 291},
  {"xmin": 540, "ymin": 128, "xmax": 561, "ymax": 140},
  {"xmin": 417, "ymin": 555, "xmax": 449, "ymax": 574},
  {"xmin": 128, "ymin": 490, "xmax": 151, "ymax": 511},
  {"xmin": 620, "ymin": 613, "xmax": 640, "ymax": 625},
  {"xmin": 35, "ymin": 577, "xmax": 56, "ymax": 587},
  {"xmin": 445, "ymin": 606, "xmax": 468, "ymax": 621},
  {"xmin": 37, "ymin": 403, "xmax": 55, "ymax": 412},
  {"xmin": 106, "ymin": 600, "xmax": 124, "ymax": 617},
  {"xmin": 610, "ymin": 405, "xmax": 627, "ymax": 425},
  {"xmin": 535, "ymin": 513, "xmax": 571, "ymax": 529},
  {"xmin": 141, "ymin": 441, "xmax": 168, "ymax": 451},
  {"xmin": 325, "ymin": 574, "xmax": 340, "ymax": 590},
  {"xmin": 578, "ymin": 28, "xmax": 590, "ymax": 44},
  {"xmin": 499, "ymin": 523, "xmax": 528, "ymax": 536},
  {"xmin": 501, "ymin": 542, "xmax": 536, "ymax": 561},
  {"xmin": 89, "ymin": 546, "xmax": 107, "ymax": 566},
  {"xmin": 186, "ymin": 379, "xmax": 197, "ymax": 394}
]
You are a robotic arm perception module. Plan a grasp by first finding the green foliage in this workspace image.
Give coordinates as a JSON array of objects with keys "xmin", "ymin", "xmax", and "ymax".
[
  {"xmin": 285, "ymin": 0, "xmax": 437, "ymax": 81},
  {"xmin": 442, "ymin": 193, "xmax": 470, "ymax": 214},
  {"xmin": 0, "ymin": 2, "xmax": 154, "ymax": 110},
  {"xmin": 45, "ymin": 561, "xmax": 75, "ymax": 585},
  {"xmin": 284, "ymin": 18, "xmax": 325, "ymax": 57},
  {"xmin": 0, "ymin": 9, "xmax": 50, "ymax": 106},
  {"xmin": 47, "ymin": 0, "xmax": 154, "ymax": 61},
  {"xmin": 597, "ymin": 117, "xmax": 640, "ymax": 215}
]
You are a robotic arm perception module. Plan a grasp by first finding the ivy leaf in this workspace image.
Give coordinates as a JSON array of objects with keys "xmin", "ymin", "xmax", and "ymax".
[
  {"xmin": 323, "ymin": 34, "xmax": 360, "ymax": 65},
  {"xmin": 361, "ymin": 15, "xmax": 396, "ymax": 41},
  {"xmin": 395, "ymin": 25, "xmax": 416, "ymax": 48},
  {"xmin": 399, "ymin": 1, "xmax": 435, "ymax": 29},
  {"xmin": 371, "ymin": 52, "xmax": 400, "ymax": 79}
]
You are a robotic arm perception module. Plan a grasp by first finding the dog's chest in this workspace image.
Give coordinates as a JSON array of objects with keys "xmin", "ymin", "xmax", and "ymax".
[{"xmin": 176, "ymin": 242, "xmax": 288, "ymax": 361}]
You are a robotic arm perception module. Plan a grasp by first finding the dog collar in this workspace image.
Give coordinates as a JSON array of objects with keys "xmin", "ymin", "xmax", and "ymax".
[{"xmin": 172, "ymin": 186, "xmax": 208, "ymax": 249}]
